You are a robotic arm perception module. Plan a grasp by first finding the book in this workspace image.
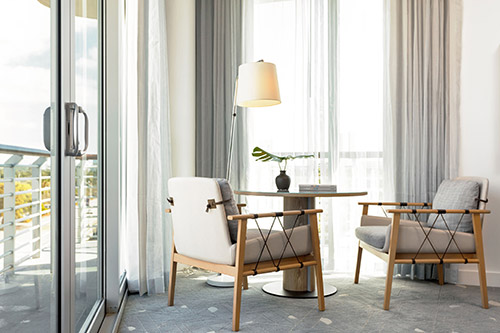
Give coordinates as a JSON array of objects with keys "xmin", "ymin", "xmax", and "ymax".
[{"xmin": 299, "ymin": 184, "xmax": 337, "ymax": 192}]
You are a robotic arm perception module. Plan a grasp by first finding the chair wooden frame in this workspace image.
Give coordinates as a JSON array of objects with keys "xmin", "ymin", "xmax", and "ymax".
[
  {"xmin": 354, "ymin": 202, "xmax": 490, "ymax": 310},
  {"xmin": 166, "ymin": 208, "xmax": 325, "ymax": 331}
]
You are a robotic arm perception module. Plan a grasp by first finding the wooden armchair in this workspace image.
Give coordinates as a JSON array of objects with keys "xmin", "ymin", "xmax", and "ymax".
[
  {"xmin": 166, "ymin": 177, "xmax": 325, "ymax": 331},
  {"xmin": 354, "ymin": 177, "xmax": 490, "ymax": 310}
]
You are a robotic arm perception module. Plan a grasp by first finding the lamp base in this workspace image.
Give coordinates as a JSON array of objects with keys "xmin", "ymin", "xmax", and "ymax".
[
  {"xmin": 206, "ymin": 273, "xmax": 235, "ymax": 287},
  {"xmin": 262, "ymin": 281, "xmax": 337, "ymax": 298}
]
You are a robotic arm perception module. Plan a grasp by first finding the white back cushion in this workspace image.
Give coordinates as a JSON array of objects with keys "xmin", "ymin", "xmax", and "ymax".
[{"xmin": 168, "ymin": 177, "xmax": 234, "ymax": 265}]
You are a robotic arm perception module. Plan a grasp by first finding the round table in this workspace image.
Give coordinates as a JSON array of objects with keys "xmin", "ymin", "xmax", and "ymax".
[{"xmin": 235, "ymin": 189, "xmax": 368, "ymax": 298}]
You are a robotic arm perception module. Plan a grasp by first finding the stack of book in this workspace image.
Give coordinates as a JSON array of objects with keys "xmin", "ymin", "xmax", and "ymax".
[{"xmin": 298, "ymin": 184, "xmax": 337, "ymax": 192}]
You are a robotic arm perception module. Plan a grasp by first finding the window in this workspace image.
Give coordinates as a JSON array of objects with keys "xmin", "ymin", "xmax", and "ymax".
[{"xmin": 243, "ymin": 0, "xmax": 386, "ymax": 273}]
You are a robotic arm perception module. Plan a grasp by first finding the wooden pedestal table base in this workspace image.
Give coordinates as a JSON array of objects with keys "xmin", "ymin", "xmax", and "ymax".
[{"xmin": 235, "ymin": 190, "xmax": 367, "ymax": 299}]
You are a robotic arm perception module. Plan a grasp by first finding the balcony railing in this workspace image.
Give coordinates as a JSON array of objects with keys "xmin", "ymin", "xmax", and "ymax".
[{"xmin": 0, "ymin": 144, "xmax": 97, "ymax": 276}]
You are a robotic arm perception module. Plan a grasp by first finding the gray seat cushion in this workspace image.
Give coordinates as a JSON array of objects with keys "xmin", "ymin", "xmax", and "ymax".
[
  {"xmin": 243, "ymin": 225, "xmax": 312, "ymax": 264},
  {"xmin": 355, "ymin": 226, "xmax": 389, "ymax": 251},
  {"xmin": 216, "ymin": 179, "xmax": 240, "ymax": 243},
  {"xmin": 428, "ymin": 179, "xmax": 480, "ymax": 233},
  {"xmin": 355, "ymin": 224, "xmax": 476, "ymax": 254},
  {"xmin": 246, "ymin": 228, "xmax": 279, "ymax": 240}
]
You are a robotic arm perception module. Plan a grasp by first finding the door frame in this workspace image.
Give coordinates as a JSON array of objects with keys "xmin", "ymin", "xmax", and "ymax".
[
  {"xmin": 103, "ymin": 0, "xmax": 128, "ymax": 315},
  {"xmin": 54, "ymin": 0, "xmax": 106, "ymax": 331},
  {"xmin": 55, "ymin": 0, "xmax": 76, "ymax": 330}
]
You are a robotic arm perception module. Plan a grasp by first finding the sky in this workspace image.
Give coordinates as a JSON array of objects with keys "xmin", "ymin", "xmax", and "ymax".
[{"xmin": 0, "ymin": 0, "xmax": 98, "ymax": 154}]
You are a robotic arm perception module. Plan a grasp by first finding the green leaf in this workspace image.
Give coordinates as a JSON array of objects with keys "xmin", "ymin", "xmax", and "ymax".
[
  {"xmin": 252, "ymin": 147, "xmax": 284, "ymax": 163},
  {"xmin": 251, "ymin": 147, "xmax": 314, "ymax": 164},
  {"xmin": 290, "ymin": 153, "xmax": 315, "ymax": 160}
]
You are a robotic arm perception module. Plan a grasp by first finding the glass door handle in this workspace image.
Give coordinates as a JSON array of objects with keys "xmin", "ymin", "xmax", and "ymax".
[
  {"xmin": 80, "ymin": 107, "xmax": 89, "ymax": 154},
  {"xmin": 43, "ymin": 106, "xmax": 51, "ymax": 151},
  {"xmin": 65, "ymin": 102, "xmax": 89, "ymax": 156}
]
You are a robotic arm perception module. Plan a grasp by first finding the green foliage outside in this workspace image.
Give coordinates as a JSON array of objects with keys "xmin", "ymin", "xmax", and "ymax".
[
  {"xmin": 0, "ymin": 168, "xmax": 51, "ymax": 224},
  {"xmin": 0, "ymin": 165, "xmax": 98, "ymax": 223}
]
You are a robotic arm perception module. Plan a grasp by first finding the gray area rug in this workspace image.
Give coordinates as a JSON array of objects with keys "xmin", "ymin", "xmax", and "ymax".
[{"xmin": 119, "ymin": 268, "xmax": 500, "ymax": 332}]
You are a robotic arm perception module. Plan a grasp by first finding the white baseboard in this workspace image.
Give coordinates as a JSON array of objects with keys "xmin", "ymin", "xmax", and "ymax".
[{"xmin": 457, "ymin": 269, "xmax": 500, "ymax": 287}]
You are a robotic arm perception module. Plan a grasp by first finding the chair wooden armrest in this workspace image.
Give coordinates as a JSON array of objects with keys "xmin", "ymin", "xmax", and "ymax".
[
  {"xmin": 358, "ymin": 202, "xmax": 432, "ymax": 207},
  {"xmin": 236, "ymin": 203, "xmax": 246, "ymax": 214},
  {"xmin": 359, "ymin": 202, "xmax": 432, "ymax": 216},
  {"xmin": 387, "ymin": 208, "xmax": 490, "ymax": 214},
  {"xmin": 227, "ymin": 209, "xmax": 322, "ymax": 221}
]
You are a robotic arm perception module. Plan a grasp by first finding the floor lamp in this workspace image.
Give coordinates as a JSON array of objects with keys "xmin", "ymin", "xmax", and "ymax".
[
  {"xmin": 226, "ymin": 60, "xmax": 281, "ymax": 181},
  {"xmin": 207, "ymin": 60, "xmax": 281, "ymax": 288}
]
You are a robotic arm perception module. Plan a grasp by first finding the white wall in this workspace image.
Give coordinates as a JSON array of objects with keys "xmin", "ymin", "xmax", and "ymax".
[
  {"xmin": 459, "ymin": 0, "xmax": 500, "ymax": 287},
  {"xmin": 166, "ymin": 0, "xmax": 196, "ymax": 176}
]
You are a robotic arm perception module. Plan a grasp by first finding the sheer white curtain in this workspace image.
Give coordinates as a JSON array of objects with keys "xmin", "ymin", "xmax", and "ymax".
[
  {"xmin": 242, "ymin": 0, "xmax": 388, "ymax": 274},
  {"xmin": 122, "ymin": 0, "xmax": 173, "ymax": 294},
  {"xmin": 334, "ymin": 0, "xmax": 388, "ymax": 274}
]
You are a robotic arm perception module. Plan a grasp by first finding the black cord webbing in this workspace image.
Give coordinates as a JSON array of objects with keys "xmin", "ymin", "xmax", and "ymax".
[
  {"xmin": 275, "ymin": 214, "xmax": 303, "ymax": 268},
  {"xmin": 436, "ymin": 213, "xmax": 468, "ymax": 263},
  {"xmin": 412, "ymin": 213, "xmax": 441, "ymax": 261},
  {"xmin": 252, "ymin": 217, "xmax": 278, "ymax": 274},
  {"xmin": 411, "ymin": 212, "xmax": 469, "ymax": 264},
  {"xmin": 251, "ymin": 212, "xmax": 305, "ymax": 274}
]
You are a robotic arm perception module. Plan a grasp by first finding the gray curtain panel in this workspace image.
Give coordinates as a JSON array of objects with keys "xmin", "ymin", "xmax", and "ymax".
[
  {"xmin": 195, "ymin": 0, "xmax": 247, "ymax": 190},
  {"xmin": 385, "ymin": 0, "xmax": 462, "ymax": 280}
]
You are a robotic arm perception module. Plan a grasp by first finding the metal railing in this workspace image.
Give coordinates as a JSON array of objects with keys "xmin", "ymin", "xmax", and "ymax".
[{"xmin": 0, "ymin": 144, "xmax": 98, "ymax": 276}]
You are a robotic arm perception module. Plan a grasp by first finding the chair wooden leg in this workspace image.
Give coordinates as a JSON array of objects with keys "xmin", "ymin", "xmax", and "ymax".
[
  {"xmin": 314, "ymin": 263, "xmax": 325, "ymax": 311},
  {"xmin": 168, "ymin": 244, "xmax": 177, "ymax": 306},
  {"xmin": 243, "ymin": 276, "xmax": 248, "ymax": 290},
  {"xmin": 472, "ymin": 213, "xmax": 489, "ymax": 309},
  {"xmin": 437, "ymin": 264, "xmax": 444, "ymax": 285},
  {"xmin": 354, "ymin": 244, "xmax": 363, "ymax": 284},
  {"xmin": 232, "ymin": 219, "xmax": 247, "ymax": 331},
  {"xmin": 310, "ymin": 213, "xmax": 325, "ymax": 311},
  {"xmin": 232, "ymin": 273, "xmax": 244, "ymax": 331},
  {"xmin": 383, "ymin": 259, "xmax": 395, "ymax": 310},
  {"xmin": 478, "ymin": 261, "xmax": 489, "ymax": 309},
  {"xmin": 384, "ymin": 213, "xmax": 400, "ymax": 311}
]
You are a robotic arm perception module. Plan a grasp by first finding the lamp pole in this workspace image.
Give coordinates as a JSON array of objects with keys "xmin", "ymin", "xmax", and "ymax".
[
  {"xmin": 226, "ymin": 78, "xmax": 239, "ymax": 182},
  {"xmin": 209, "ymin": 60, "xmax": 280, "ymax": 288}
]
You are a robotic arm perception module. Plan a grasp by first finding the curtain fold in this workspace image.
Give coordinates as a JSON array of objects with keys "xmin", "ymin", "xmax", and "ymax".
[
  {"xmin": 125, "ymin": 0, "xmax": 173, "ymax": 295},
  {"xmin": 385, "ymin": 0, "xmax": 462, "ymax": 280},
  {"xmin": 195, "ymin": 0, "xmax": 247, "ymax": 190}
]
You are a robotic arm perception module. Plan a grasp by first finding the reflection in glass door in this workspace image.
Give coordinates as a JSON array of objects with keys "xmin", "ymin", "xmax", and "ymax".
[
  {"xmin": 0, "ymin": 0, "xmax": 56, "ymax": 331},
  {"xmin": 73, "ymin": 1, "xmax": 103, "ymax": 331}
]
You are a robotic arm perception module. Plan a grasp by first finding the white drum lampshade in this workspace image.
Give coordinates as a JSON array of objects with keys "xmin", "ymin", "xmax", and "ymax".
[{"xmin": 236, "ymin": 61, "xmax": 281, "ymax": 107}]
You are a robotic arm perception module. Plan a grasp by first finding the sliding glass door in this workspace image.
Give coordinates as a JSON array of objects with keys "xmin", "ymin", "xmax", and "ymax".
[
  {"xmin": 58, "ymin": 0, "xmax": 105, "ymax": 331},
  {"xmin": 73, "ymin": 1, "xmax": 104, "ymax": 332},
  {"xmin": 0, "ymin": 0, "xmax": 104, "ymax": 332}
]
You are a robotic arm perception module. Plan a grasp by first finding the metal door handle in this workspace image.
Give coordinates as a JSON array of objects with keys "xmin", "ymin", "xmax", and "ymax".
[
  {"xmin": 43, "ymin": 107, "xmax": 51, "ymax": 151},
  {"xmin": 79, "ymin": 107, "xmax": 89, "ymax": 154},
  {"xmin": 65, "ymin": 102, "xmax": 89, "ymax": 156}
]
